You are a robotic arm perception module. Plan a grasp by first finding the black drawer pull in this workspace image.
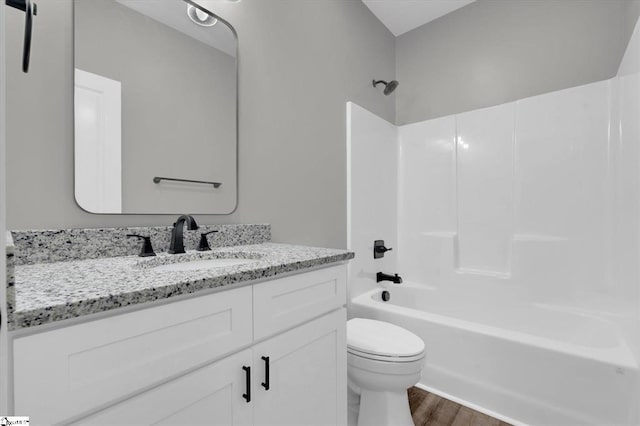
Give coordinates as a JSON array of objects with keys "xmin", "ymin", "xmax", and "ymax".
[
  {"xmin": 261, "ymin": 356, "xmax": 270, "ymax": 390},
  {"xmin": 242, "ymin": 365, "xmax": 251, "ymax": 403}
]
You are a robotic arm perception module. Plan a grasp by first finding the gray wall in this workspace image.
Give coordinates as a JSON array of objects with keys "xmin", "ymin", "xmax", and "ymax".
[
  {"xmin": 0, "ymin": 2, "xmax": 8, "ymax": 412},
  {"xmin": 6, "ymin": 0, "xmax": 395, "ymax": 248},
  {"xmin": 75, "ymin": 0, "xmax": 237, "ymax": 213},
  {"xmin": 396, "ymin": 0, "xmax": 640, "ymax": 125}
]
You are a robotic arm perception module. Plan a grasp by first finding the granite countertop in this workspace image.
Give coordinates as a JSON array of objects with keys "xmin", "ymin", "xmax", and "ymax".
[{"xmin": 9, "ymin": 242, "xmax": 354, "ymax": 330}]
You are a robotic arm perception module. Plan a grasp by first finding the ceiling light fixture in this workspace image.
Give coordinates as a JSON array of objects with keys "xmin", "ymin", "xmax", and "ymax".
[{"xmin": 187, "ymin": 5, "xmax": 217, "ymax": 27}]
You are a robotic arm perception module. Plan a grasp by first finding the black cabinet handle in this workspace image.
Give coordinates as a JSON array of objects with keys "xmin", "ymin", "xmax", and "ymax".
[
  {"xmin": 242, "ymin": 365, "xmax": 251, "ymax": 403},
  {"xmin": 261, "ymin": 356, "xmax": 270, "ymax": 390}
]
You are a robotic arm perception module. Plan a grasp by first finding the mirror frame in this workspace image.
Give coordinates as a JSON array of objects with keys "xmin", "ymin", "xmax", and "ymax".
[{"xmin": 72, "ymin": 0, "xmax": 239, "ymax": 215}]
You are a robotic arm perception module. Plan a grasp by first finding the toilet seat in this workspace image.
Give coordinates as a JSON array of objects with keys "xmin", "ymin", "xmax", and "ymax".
[
  {"xmin": 347, "ymin": 318, "xmax": 425, "ymax": 363},
  {"xmin": 348, "ymin": 347, "xmax": 425, "ymax": 363}
]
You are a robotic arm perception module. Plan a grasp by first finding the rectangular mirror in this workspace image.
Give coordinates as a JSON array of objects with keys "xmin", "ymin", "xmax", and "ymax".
[{"xmin": 74, "ymin": 0, "xmax": 237, "ymax": 214}]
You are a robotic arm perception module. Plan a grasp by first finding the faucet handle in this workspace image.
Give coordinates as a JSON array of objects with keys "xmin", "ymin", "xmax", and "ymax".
[
  {"xmin": 197, "ymin": 230, "xmax": 219, "ymax": 251},
  {"xmin": 373, "ymin": 240, "xmax": 392, "ymax": 259},
  {"xmin": 127, "ymin": 234, "xmax": 156, "ymax": 257}
]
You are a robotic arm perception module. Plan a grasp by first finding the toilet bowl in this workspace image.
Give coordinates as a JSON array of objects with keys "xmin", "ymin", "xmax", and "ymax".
[{"xmin": 347, "ymin": 318, "xmax": 425, "ymax": 426}]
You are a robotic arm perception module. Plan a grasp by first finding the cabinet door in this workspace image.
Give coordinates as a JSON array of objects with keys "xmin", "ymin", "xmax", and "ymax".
[
  {"xmin": 71, "ymin": 349, "xmax": 254, "ymax": 426},
  {"xmin": 14, "ymin": 286, "xmax": 252, "ymax": 424},
  {"xmin": 252, "ymin": 309, "xmax": 347, "ymax": 426}
]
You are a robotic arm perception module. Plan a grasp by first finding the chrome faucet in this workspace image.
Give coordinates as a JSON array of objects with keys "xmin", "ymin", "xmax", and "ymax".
[{"xmin": 169, "ymin": 215, "xmax": 199, "ymax": 254}]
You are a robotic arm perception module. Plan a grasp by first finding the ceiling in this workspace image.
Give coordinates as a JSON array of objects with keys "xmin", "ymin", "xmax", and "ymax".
[{"xmin": 362, "ymin": 0, "xmax": 476, "ymax": 36}]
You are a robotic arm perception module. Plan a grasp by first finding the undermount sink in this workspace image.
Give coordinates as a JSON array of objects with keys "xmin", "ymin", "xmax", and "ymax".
[
  {"xmin": 152, "ymin": 258, "xmax": 257, "ymax": 272},
  {"xmin": 135, "ymin": 251, "xmax": 262, "ymax": 272}
]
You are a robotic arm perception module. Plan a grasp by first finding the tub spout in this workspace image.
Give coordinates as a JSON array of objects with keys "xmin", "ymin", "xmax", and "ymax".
[{"xmin": 377, "ymin": 272, "xmax": 403, "ymax": 284}]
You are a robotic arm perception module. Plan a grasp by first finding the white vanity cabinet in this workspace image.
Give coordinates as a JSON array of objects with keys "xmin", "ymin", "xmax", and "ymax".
[
  {"xmin": 252, "ymin": 309, "xmax": 346, "ymax": 426},
  {"xmin": 14, "ymin": 285, "xmax": 254, "ymax": 425},
  {"xmin": 12, "ymin": 264, "xmax": 347, "ymax": 426}
]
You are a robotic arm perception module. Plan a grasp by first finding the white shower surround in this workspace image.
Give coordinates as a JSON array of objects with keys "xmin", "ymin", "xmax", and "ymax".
[{"xmin": 347, "ymin": 20, "xmax": 640, "ymax": 425}]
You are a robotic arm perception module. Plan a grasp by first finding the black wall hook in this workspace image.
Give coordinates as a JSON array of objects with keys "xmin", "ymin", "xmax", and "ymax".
[{"xmin": 6, "ymin": 0, "xmax": 37, "ymax": 73}]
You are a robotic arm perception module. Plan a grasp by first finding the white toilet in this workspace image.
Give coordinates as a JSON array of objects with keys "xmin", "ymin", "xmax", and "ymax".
[{"xmin": 347, "ymin": 318, "xmax": 426, "ymax": 426}]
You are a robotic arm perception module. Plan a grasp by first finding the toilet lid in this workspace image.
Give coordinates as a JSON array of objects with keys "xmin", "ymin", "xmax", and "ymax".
[{"xmin": 347, "ymin": 318, "xmax": 425, "ymax": 358}]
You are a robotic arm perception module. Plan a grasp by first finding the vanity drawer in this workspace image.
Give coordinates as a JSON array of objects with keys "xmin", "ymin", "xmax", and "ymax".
[
  {"xmin": 253, "ymin": 264, "xmax": 347, "ymax": 340},
  {"xmin": 14, "ymin": 285, "xmax": 252, "ymax": 425}
]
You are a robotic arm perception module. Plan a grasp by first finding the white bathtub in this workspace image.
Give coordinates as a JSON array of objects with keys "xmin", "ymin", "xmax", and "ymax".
[{"xmin": 350, "ymin": 284, "xmax": 639, "ymax": 426}]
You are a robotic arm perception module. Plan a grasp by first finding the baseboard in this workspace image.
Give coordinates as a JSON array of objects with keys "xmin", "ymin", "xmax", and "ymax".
[{"xmin": 414, "ymin": 382, "xmax": 527, "ymax": 426}]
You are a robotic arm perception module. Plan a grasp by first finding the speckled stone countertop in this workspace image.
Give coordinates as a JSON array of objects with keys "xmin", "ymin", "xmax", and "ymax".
[
  {"xmin": 11, "ymin": 224, "xmax": 271, "ymax": 265},
  {"xmin": 9, "ymin": 242, "xmax": 354, "ymax": 330}
]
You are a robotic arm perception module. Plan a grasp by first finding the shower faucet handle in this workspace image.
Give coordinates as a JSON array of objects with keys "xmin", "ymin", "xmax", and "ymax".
[{"xmin": 374, "ymin": 240, "xmax": 392, "ymax": 259}]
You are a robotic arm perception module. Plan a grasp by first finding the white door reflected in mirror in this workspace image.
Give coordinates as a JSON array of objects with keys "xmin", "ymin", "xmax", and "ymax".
[{"xmin": 74, "ymin": 69, "xmax": 122, "ymax": 214}]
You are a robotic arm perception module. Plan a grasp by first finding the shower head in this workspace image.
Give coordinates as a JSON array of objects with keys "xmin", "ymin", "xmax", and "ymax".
[{"xmin": 372, "ymin": 79, "xmax": 399, "ymax": 95}]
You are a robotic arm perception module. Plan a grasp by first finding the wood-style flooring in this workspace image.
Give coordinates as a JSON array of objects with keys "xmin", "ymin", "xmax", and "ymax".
[{"xmin": 408, "ymin": 387, "xmax": 512, "ymax": 426}]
